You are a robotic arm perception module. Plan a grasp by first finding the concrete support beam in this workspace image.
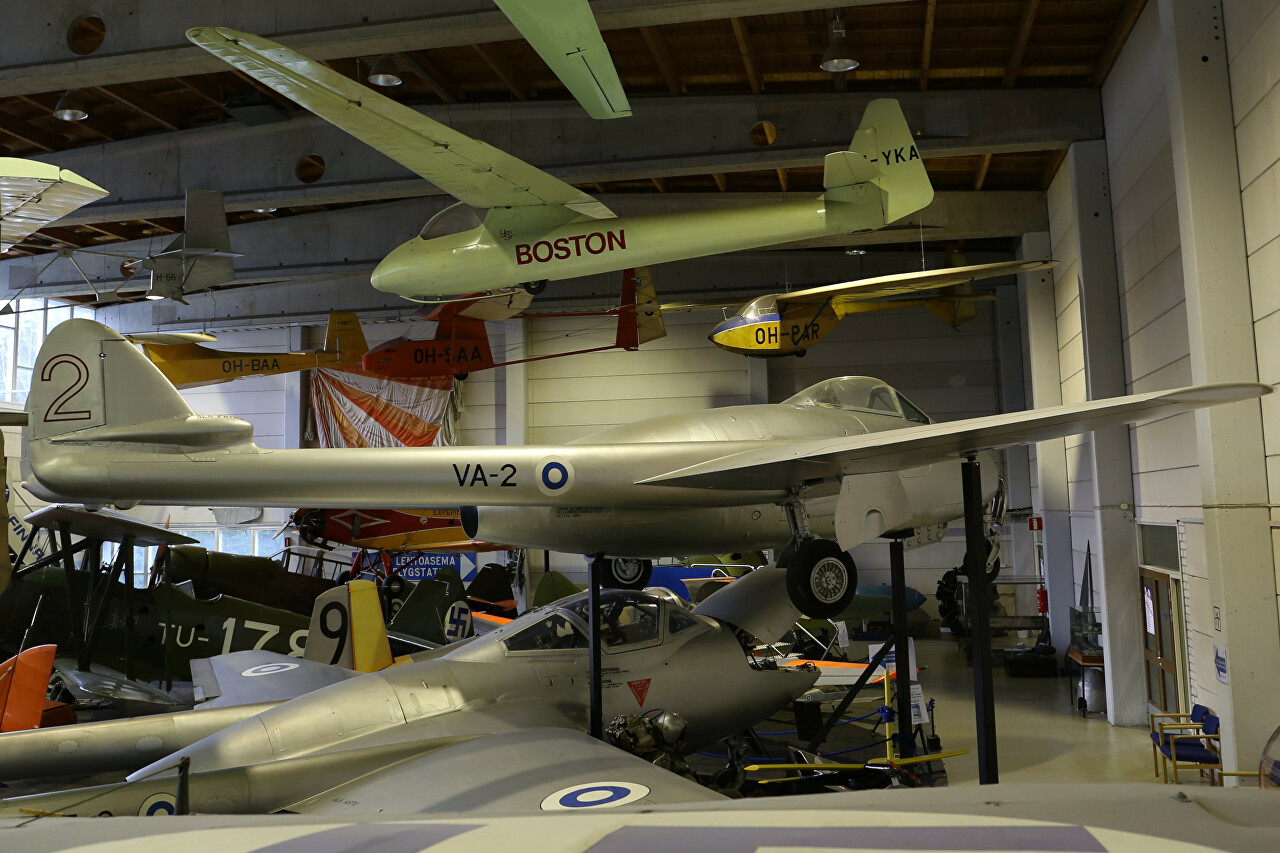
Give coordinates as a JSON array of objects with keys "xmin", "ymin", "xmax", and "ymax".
[
  {"xmin": 1019, "ymin": 230, "xmax": 1074, "ymax": 665},
  {"xmin": 1160, "ymin": 0, "xmax": 1280, "ymax": 771},
  {"xmin": 10, "ymin": 191, "xmax": 1046, "ymax": 300},
  {"xmin": 1068, "ymin": 140, "xmax": 1144, "ymax": 727},
  {"xmin": 37, "ymin": 89, "xmax": 1099, "ymax": 226},
  {"xmin": 0, "ymin": 0, "xmax": 900, "ymax": 97}
]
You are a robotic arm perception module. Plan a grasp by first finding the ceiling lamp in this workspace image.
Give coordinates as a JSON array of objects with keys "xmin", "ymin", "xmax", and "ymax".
[
  {"xmin": 367, "ymin": 55, "xmax": 403, "ymax": 87},
  {"xmin": 820, "ymin": 11, "xmax": 859, "ymax": 73},
  {"xmin": 53, "ymin": 89, "xmax": 90, "ymax": 121}
]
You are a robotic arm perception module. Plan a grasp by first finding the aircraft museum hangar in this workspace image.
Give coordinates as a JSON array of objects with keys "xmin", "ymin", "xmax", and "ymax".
[{"xmin": 1, "ymin": 0, "xmax": 1280, "ymax": 850}]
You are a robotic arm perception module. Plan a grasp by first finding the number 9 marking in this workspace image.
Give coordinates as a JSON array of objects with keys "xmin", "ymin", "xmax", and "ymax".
[
  {"xmin": 319, "ymin": 600, "xmax": 349, "ymax": 665},
  {"xmin": 41, "ymin": 354, "xmax": 92, "ymax": 423}
]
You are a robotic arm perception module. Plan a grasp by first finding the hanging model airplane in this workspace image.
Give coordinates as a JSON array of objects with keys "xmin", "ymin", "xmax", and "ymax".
[
  {"xmin": 185, "ymin": 28, "xmax": 936, "ymax": 302},
  {"xmin": 361, "ymin": 267, "xmax": 665, "ymax": 379},
  {"xmin": 668, "ymin": 259, "xmax": 1058, "ymax": 357},
  {"xmin": 127, "ymin": 312, "xmax": 367, "ymax": 387},
  {"xmin": 21, "ymin": 319, "xmax": 1271, "ymax": 619},
  {"xmin": 0, "ymin": 570, "xmax": 812, "ymax": 816}
]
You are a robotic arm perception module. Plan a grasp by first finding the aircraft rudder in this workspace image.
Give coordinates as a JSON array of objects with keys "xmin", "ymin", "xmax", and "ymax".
[
  {"xmin": 30, "ymin": 319, "xmax": 195, "ymax": 443},
  {"xmin": 324, "ymin": 312, "xmax": 368, "ymax": 356},
  {"xmin": 0, "ymin": 644, "xmax": 57, "ymax": 732},
  {"xmin": 845, "ymin": 99, "xmax": 934, "ymax": 225},
  {"xmin": 304, "ymin": 580, "xmax": 392, "ymax": 672}
]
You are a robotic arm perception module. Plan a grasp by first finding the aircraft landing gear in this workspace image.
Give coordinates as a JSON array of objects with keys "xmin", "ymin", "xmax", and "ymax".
[
  {"xmin": 778, "ymin": 493, "xmax": 856, "ymax": 619},
  {"xmin": 521, "ymin": 280, "xmax": 548, "ymax": 295},
  {"xmin": 784, "ymin": 539, "xmax": 857, "ymax": 619},
  {"xmin": 599, "ymin": 557, "xmax": 652, "ymax": 590}
]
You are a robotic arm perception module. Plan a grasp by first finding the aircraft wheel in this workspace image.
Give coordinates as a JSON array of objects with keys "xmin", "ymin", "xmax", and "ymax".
[
  {"xmin": 785, "ymin": 539, "xmax": 857, "ymax": 619},
  {"xmin": 522, "ymin": 280, "xmax": 548, "ymax": 295},
  {"xmin": 454, "ymin": 372, "xmax": 469, "ymax": 381},
  {"xmin": 793, "ymin": 349, "xmax": 807, "ymax": 358},
  {"xmin": 602, "ymin": 557, "xmax": 653, "ymax": 590}
]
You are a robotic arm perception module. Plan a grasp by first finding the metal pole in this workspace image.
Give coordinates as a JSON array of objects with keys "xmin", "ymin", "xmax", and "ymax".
[
  {"xmin": 889, "ymin": 536, "xmax": 915, "ymax": 758},
  {"xmin": 963, "ymin": 454, "xmax": 999, "ymax": 784},
  {"xmin": 588, "ymin": 555, "xmax": 604, "ymax": 740}
]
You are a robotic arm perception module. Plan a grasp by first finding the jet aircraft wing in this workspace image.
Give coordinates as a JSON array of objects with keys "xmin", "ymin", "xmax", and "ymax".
[
  {"xmin": 775, "ymin": 259, "xmax": 1057, "ymax": 311},
  {"xmin": 641, "ymin": 381, "xmax": 1272, "ymax": 489},
  {"xmin": 282, "ymin": 726, "xmax": 723, "ymax": 815},
  {"xmin": 190, "ymin": 650, "xmax": 363, "ymax": 709},
  {"xmin": 187, "ymin": 28, "xmax": 614, "ymax": 220}
]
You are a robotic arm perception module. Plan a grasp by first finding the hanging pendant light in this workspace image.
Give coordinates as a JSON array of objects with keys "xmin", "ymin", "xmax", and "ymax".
[
  {"xmin": 820, "ymin": 11, "xmax": 859, "ymax": 73},
  {"xmin": 368, "ymin": 55, "xmax": 403, "ymax": 87},
  {"xmin": 53, "ymin": 89, "xmax": 91, "ymax": 121}
]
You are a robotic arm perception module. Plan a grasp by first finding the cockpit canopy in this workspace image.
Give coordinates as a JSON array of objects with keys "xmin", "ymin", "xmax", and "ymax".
[
  {"xmin": 783, "ymin": 376, "xmax": 931, "ymax": 424},
  {"xmin": 502, "ymin": 589, "xmax": 704, "ymax": 655}
]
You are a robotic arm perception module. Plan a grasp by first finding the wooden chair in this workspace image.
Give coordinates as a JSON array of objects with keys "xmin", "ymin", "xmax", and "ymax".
[
  {"xmin": 1157, "ymin": 712, "xmax": 1221, "ymax": 785},
  {"xmin": 1150, "ymin": 704, "xmax": 1208, "ymax": 778}
]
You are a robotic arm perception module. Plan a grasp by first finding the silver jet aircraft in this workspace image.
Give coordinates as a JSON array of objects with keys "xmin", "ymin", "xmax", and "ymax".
[
  {"xmin": 0, "ymin": 571, "xmax": 809, "ymax": 816},
  {"xmin": 24, "ymin": 319, "xmax": 1271, "ymax": 618}
]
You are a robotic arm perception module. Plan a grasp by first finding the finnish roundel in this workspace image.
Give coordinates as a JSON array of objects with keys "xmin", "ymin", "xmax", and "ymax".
[
  {"xmin": 241, "ymin": 662, "xmax": 300, "ymax": 677},
  {"xmin": 539, "ymin": 781, "xmax": 650, "ymax": 811},
  {"xmin": 535, "ymin": 457, "xmax": 575, "ymax": 497},
  {"xmin": 139, "ymin": 792, "xmax": 177, "ymax": 816}
]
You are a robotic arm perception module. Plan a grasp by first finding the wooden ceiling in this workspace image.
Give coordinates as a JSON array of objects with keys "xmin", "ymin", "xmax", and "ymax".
[{"xmin": 1, "ymin": 0, "xmax": 1146, "ymax": 262}]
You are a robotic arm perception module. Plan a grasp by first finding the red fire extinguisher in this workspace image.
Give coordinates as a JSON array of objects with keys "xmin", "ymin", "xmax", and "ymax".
[{"xmin": 1036, "ymin": 587, "xmax": 1048, "ymax": 614}]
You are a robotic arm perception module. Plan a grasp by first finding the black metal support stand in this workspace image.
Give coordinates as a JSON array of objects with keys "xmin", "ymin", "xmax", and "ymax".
[
  {"xmin": 588, "ymin": 555, "xmax": 604, "ymax": 740},
  {"xmin": 889, "ymin": 536, "xmax": 915, "ymax": 759},
  {"xmin": 963, "ymin": 454, "xmax": 999, "ymax": 784},
  {"xmin": 807, "ymin": 639, "xmax": 894, "ymax": 752}
]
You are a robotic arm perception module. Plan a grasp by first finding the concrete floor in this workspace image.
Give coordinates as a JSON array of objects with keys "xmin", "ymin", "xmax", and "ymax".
[{"xmin": 914, "ymin": 638, "xmax": 1170, "ymax": 787}]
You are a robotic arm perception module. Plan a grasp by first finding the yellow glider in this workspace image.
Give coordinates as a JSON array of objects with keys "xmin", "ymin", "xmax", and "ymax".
[
  {"xmin": 130, "ymin": 312, "xmax": 367, "ymax": 387},
  {"xmin": 671, "ymin": 259, "xmax": 1057, "ymax": 357}
]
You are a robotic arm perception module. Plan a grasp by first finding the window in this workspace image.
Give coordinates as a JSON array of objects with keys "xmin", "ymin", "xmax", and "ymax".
[
  {"xmin": 1138, "ymin": 524, "xmax": 1180, "ymax": 571},
  {"xmin": 896, "ymin": 392, "xmax": 931, "ymax": 425},
  {"xmin": 668, "ymin": 608, "xmax": 701, "ymax": 634},
  {"xmin": 505, "ymin": 613, "xmax": 588, "ymax": 651},
  {"xmin": 0, "ymin": 299, "xmax": 94, "ymax": 404},
  {"xmin": 220, "ymin": 528, "xmax": 254, "ymax": 556}
]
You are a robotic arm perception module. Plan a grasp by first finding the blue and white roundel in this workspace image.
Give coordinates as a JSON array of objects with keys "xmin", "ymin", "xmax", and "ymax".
[
  {"xmin": 241, "ymin": 662, "xmax": 300, "ymax": 677},
  {"xmin": 535, "ymin": 457, "xmax": 575, "ymax": 497},
  {"xmin": 539, "ymin": 781, "xmax": 650, "ymax": 811},
  {"xmin": 139, "ymin": 793, "xmax": 176, "ymax": 816}
]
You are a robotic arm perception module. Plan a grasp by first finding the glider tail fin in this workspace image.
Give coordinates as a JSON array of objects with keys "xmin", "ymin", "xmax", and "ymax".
[
  {"xmin": 323, "ymin": 312, "xmax": 368, "ymax": 356},
  {"xmin": 829, "ymin": 99, "xmax": 934, "ymax": 226},
  {"xmin": 0, "ymin": 645, "xmax": 57, "ymax": 732},
  {"xmin": 304, "ymin": 580, "xmax": 393, "ymax": 672},
  {"xmin": 148, "ymin": 189, "xmax": 235, "ymax": 302},
  {"xmin": 615, "ymin": 267, "xmax": 666, "ymax": 350}
]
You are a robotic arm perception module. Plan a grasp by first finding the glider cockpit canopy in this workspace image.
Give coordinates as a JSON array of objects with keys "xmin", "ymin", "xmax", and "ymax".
[{"xmin": 784, "ymin": 376, "xmax": 932, "ymax": 425}]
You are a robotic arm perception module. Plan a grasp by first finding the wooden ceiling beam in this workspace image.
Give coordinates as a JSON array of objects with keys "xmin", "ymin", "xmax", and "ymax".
[
  {"xmin": 17, "ymin": 92, "xmax": 120, "ymax": 142},
  {"xmin": 81, "ymin": 222, "xmax": 136, "ymax": 241},
  {"xmin": 1039, "ymin": 148, "xmax": 1068, "ymax": 190},
  {"xmin": 973, "ymin": 152, "xmax": 993, "ymax": 190},
  {"xmin": 178, "ymin": 76, "xmax": 227, "ymax": 111},
  {"xmin": 1092, "ymin": 0, "xmax": 1148, "ymax": 85},
  {"xmin": 651, "ymin": 176, "xmax": 667, "ymax": 192},
  {"xmin": 1004, "ymin": 0, "xmax": 1042, "ymax": 88},
  {"xmin": 94, "ymin": 83, "xmax": 183, "ymax": 131},
  {"xmin": 397, "ymin": 51, "xmax": 459, "ymax": 103},
  {"xmin": 640, "ymin": 26, "xmax": 682, "ymax": 95},
  {"xmin": 920, "ymin": 0, "xmax": 938, "ymax": 90},
  {"xmin": 472, "ymin": 43, "xmax": 531, "ymax": 100},
  {"xmin": 776, "ymin": 168, "xmax": 788, "ymax": 191},
  {"xmin": 713, "ymin": 172, "xmax": 728, "ymax": 192},
  {"xmin": 0, "ymin": 110, "xmax": 61, "ymax": 152},
  {"xmin": 730, "ymin": 17, "xmax": 763, "ymax": 95}
]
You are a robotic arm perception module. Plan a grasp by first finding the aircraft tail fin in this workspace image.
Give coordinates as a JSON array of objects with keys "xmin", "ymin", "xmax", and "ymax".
[
  {"xmin": 615, "ymin": 267, "xmax": 666, "ymax": 351},
  {"xmin": 829, "ymin": 99, "xmax": 934, "ymax": 225},
  {"xmin": 0, "ymin": 645, "xmax": 57, "ymax": 732},
  {"xmin": 148, "ymin": 189, "xmax": 235, "ymax": 302},
  {"xmin": 304, "ymin": 580, "xmax": 393, "ymax": 672},
  {"xmin": 389, "ymin": 568, "xmax": 473, "ymax": 645},
  {"xmin": 28, "ymin": 319, "xmax": 213, "ymax": 444},
  {"xmin": 322, "ymin": 312, "xmax": 368, "ymax": 356},
  {"xmin": 532, "ymin": 570, "xmax": 584, "ymax": 609}
]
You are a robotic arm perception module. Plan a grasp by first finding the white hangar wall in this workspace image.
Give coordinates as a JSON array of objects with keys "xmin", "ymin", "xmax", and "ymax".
[{"xmin": 1030, "ymin": 0, "xmax": 1280, "ymax": 771}]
